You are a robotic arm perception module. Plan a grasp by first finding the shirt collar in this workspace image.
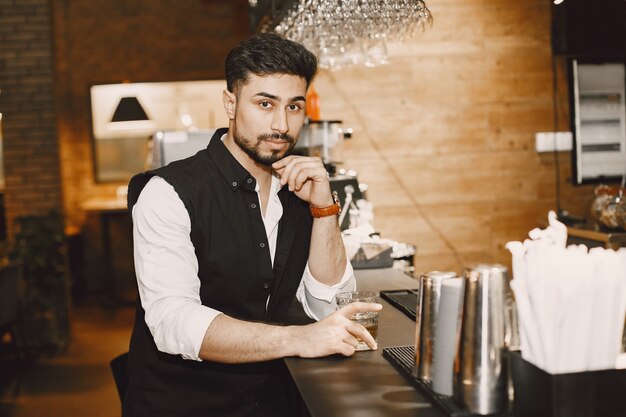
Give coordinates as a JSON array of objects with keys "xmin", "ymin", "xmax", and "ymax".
[{"xmin": 256, "ymin": 174, "xmax": 283, "ymax": 197}]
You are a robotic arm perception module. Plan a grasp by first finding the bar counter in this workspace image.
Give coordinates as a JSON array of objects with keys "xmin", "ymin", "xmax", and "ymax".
[{"xmin": 285, "ymin": 268, "xmax": 445, "ymax": 417}]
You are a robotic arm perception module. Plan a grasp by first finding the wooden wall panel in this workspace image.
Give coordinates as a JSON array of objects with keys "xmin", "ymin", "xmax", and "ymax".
[{"xmin": 316, "ymin": 0, "xmax": 594, "ymax": 275}]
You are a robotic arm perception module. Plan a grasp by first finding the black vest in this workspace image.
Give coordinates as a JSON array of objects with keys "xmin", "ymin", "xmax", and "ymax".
[{"xmin": 123, "ymin": 128, "xmax": 312, "ymax": 417}]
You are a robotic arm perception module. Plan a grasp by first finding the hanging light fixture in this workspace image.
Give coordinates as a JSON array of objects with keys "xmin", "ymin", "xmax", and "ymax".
[
  {"xmin": 262, "ymin": 0, "xmax": 433, "ymax": 70},
  {"xmin": 110, "ymin": 96, "xmax": 150, "ymax": 123}
]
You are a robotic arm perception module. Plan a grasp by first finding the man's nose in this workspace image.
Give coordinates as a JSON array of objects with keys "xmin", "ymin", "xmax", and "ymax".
[{"xmin": 270, "ymin": 108, "xmax": 289, "ymax": 134}]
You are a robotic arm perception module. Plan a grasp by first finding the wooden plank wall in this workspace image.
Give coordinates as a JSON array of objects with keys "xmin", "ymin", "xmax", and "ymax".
[{"xmin": 314, "ymin": 0, "xmax": 595, "ymax": 274}]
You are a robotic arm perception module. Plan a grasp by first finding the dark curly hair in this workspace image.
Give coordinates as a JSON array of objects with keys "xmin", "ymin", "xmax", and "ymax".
[{"xmin": 225, "ymin": 33, "xmax": 318, "ymax": 95}]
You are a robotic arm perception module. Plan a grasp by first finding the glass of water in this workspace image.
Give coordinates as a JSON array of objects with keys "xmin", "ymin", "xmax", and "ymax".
[{"xmin": 335, "ymin": 291, "xmax": 379, "ymax": 351}]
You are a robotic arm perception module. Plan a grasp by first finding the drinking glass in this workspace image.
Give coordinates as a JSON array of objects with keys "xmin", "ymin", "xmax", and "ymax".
[{"xmin": 335, "ymin": 290, "xmax": 379, "ymax": 351}]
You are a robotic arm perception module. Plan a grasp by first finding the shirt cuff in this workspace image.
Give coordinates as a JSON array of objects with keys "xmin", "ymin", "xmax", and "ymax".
[
  {"xmin": 297, "ymin": 262, "xmax": 356, "ymax": 321},
  {"xmin": 165, "ymin": 302, "xmax": 222, "ymax": 361},
  {"xmin": 151, "ymin": 302, "xmax": 222, "ymax": 361}
]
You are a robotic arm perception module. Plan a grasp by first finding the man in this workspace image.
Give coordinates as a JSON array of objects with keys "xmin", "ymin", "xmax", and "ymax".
[{"xmin": 124, "ymin": 33, "xmax": 381, "ymax": 417}]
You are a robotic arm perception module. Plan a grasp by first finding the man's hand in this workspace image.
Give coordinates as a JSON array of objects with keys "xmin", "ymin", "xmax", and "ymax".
[
  {"xmin": 289, "ymin": 302, "xmax": 383, "ymax": 358},
  {"xmin": 272, "ymin": 155, "xmax": 333, "ymax": 207}
]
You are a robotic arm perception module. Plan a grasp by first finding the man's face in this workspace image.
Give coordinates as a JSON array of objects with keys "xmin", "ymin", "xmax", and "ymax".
[{"xmin": 227, "ymin": 73, "xmax": 307, "ymax": 166}]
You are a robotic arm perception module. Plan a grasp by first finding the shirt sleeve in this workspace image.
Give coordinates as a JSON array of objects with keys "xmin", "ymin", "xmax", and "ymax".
[
  {"xmin": 132, "ymin": 176, "xmax": 222, "ymax": 361},
  {"xmin": 296, "ymin": 259, "xmax": 356, "ymax": 321}
]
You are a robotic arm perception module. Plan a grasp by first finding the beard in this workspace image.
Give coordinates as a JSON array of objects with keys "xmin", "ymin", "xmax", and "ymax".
[{"xmin": 233, "ymin": 130, "xmax": 296, "ymax": 167}]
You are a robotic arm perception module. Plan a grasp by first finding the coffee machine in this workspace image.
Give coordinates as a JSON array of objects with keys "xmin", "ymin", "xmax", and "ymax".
[
  {"xmin": 293, "ymin": 119, "xmax": 352, "ymax": 175},
  {"xmin": 293, "ymin": 120, "xmax": 364, "ymax": 230}
]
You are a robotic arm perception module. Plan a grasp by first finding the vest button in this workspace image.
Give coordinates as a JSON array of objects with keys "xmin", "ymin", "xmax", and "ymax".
[
  {"xmin": 232, "ymin": 181, "xmax": 237, "ymax": 187},
  {"xmin": 247, "ymin": 178, "xmax": 253, "ymax": 184},
  {"xmin": 251, "ymin": 203, "xmax": 257, "ymax": 209},
  {"xmin": 259, "ymin": 242, "xmax": 265, "ymax": 248},
  {"xmin": 263, "ymin": 283, "xmax": 269, "ymax": 289}
]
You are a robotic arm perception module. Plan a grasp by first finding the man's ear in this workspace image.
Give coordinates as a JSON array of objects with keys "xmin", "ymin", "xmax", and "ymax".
[{"xmin": 223, "ymin": 89, "xmax": 236, "ymax": 120}]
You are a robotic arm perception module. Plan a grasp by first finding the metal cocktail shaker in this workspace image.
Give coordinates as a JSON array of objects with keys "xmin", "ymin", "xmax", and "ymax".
[
  {"xmin": 454, "ymin": 264, "xmax": 509, "ymax": 415},
  {"xmin": 414, "ymin": 271, "xmax": 458, "ymax": 381}
]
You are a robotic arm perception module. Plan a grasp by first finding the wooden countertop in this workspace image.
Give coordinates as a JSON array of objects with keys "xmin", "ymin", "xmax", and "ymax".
[{"xmin": 285, "ymin": 268, "xmax": 445, "ymax": 417}]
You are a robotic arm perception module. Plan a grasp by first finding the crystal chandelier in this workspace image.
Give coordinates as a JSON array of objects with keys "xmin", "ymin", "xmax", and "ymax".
[{"xmin": 260, "ymin": 0, "xmax": 433, "ymax": 70}]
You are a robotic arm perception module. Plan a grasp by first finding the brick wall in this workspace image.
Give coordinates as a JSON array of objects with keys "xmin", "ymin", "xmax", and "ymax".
[
  {"xmin": 48, "ymin": 0, "xmax": 249, "ymax": 295},
  {"xmin": 0, "ymin": 0, "xmax": 63, "ymax": 239},
  {"xmin": 51, "ymin": 0, "xmax": 250, "ymax": 231}
]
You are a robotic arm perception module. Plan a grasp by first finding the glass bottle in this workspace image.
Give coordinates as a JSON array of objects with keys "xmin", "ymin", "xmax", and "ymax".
[{"xmin": 306, "ymin": 84, "xmax": 320, "ymax": 121}]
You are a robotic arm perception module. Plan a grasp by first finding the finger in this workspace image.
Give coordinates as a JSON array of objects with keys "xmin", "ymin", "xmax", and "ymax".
[
  {"xmin": 342, "ymin": 334, "xmax": 360, "ymax": 349},
  {"xmin": 295, "ymin": 159, "xmax": 327, "ymax": 178},
  {"xmin": 271, "ymin": 155, "xmax": 296, "ymax": 170},
  {"xmin": 291, "ymin": 169, "xmax": 314, "ymax": 192},
  {"xmin": 338, "ymin": 342, "xmax": 356, "ymax": 357},
  {"xmin": 346, "ymin": 321, "xmax": 378, "ymax": 351},
  {"xmin": 338, "ymin": 302, "xmax": 383, "ymax": 318},
  {"xmin": 284, "ymin": 162, "xmax": 319, "ymax": 190},
  {"xmin": 280, "ymin": 155, "xmax": 318, "ymax": 165},
  {"xmin": 276, "ymin": 158, "xmax": 298, "ymax": 186},
  {"xmin": 289, "ymin": 163, "xmax": 328, "ymax": 187},
  {"xmin": 338, "ymin": 331, "xmax": 359, "ymax": 356},
  {"xmin": 277, "ymin": 157, "xmax": 324, "ymax": 185}
]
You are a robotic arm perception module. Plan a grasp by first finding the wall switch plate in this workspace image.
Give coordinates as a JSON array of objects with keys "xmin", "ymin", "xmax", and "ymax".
[{"xmin": 535, "ymin": 131, "xmax": 573, "ymax": 152}]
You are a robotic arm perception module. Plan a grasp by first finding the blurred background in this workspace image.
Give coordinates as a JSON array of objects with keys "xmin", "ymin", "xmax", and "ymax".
[{"xmin": 0, "ymin": 0, "xmax": 623, "ymax": 415}]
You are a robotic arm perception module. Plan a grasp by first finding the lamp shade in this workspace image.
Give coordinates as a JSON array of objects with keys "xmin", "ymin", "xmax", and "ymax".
[{"xmin": 110, "ymin": 96, "xmax": 149, "ymax": 122}]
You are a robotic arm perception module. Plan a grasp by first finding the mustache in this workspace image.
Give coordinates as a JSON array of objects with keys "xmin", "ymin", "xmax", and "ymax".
[{"xmin": 258, "ymin": 133, "xmax": 295, "ymax": 143}]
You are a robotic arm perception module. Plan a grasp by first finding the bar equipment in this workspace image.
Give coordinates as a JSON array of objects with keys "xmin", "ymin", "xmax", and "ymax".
[
  {"xmin": 431, "ymin": 277, "xmax": 464, "ymax": 396},
  {"xmin": 390, "ymin": 242, "xmax": 417, "ymax": 277},
  {"xmin": 337, "ymin": 183, "xmax": 355, "ymax": 229},
  {"xmin": 414, "ymin": 271, "xmax": 458, "ymax": 381},
  {"xmin": 454, "ymin": 264, "xmax": 510, "ymax": 415},
  {"xmin": 329, "ymin": 170, "xmax": 362, "ymax": 230},
  {"xmin": 294, "ymin": 119, "xmax": 348, "ymax": 170}
]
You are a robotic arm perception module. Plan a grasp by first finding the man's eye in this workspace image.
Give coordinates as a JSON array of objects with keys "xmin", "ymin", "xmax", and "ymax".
[
  {"xmin": 260, "ymin": 101, "xmax": 272, "ymax": 108},
  {"xmin": 288, "ymin": 104, "xmax": 302, "ymax": 111}
]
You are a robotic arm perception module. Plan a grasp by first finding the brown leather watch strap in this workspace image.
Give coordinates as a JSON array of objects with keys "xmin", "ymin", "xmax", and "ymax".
[{"xmin": 309, "ymin": 192, "xmax": 341, "ymax": 218}]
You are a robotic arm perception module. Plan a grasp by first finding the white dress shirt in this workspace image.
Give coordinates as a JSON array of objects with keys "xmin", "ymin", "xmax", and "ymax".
[{"xmin": 132, "ymin": 175, "xmax": 356, "ymax": 361}]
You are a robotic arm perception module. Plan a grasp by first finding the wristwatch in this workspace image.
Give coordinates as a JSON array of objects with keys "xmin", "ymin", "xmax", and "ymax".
[{"xmin": 309, "ymin": 192, "xmax": 341, "ymax": 218}]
